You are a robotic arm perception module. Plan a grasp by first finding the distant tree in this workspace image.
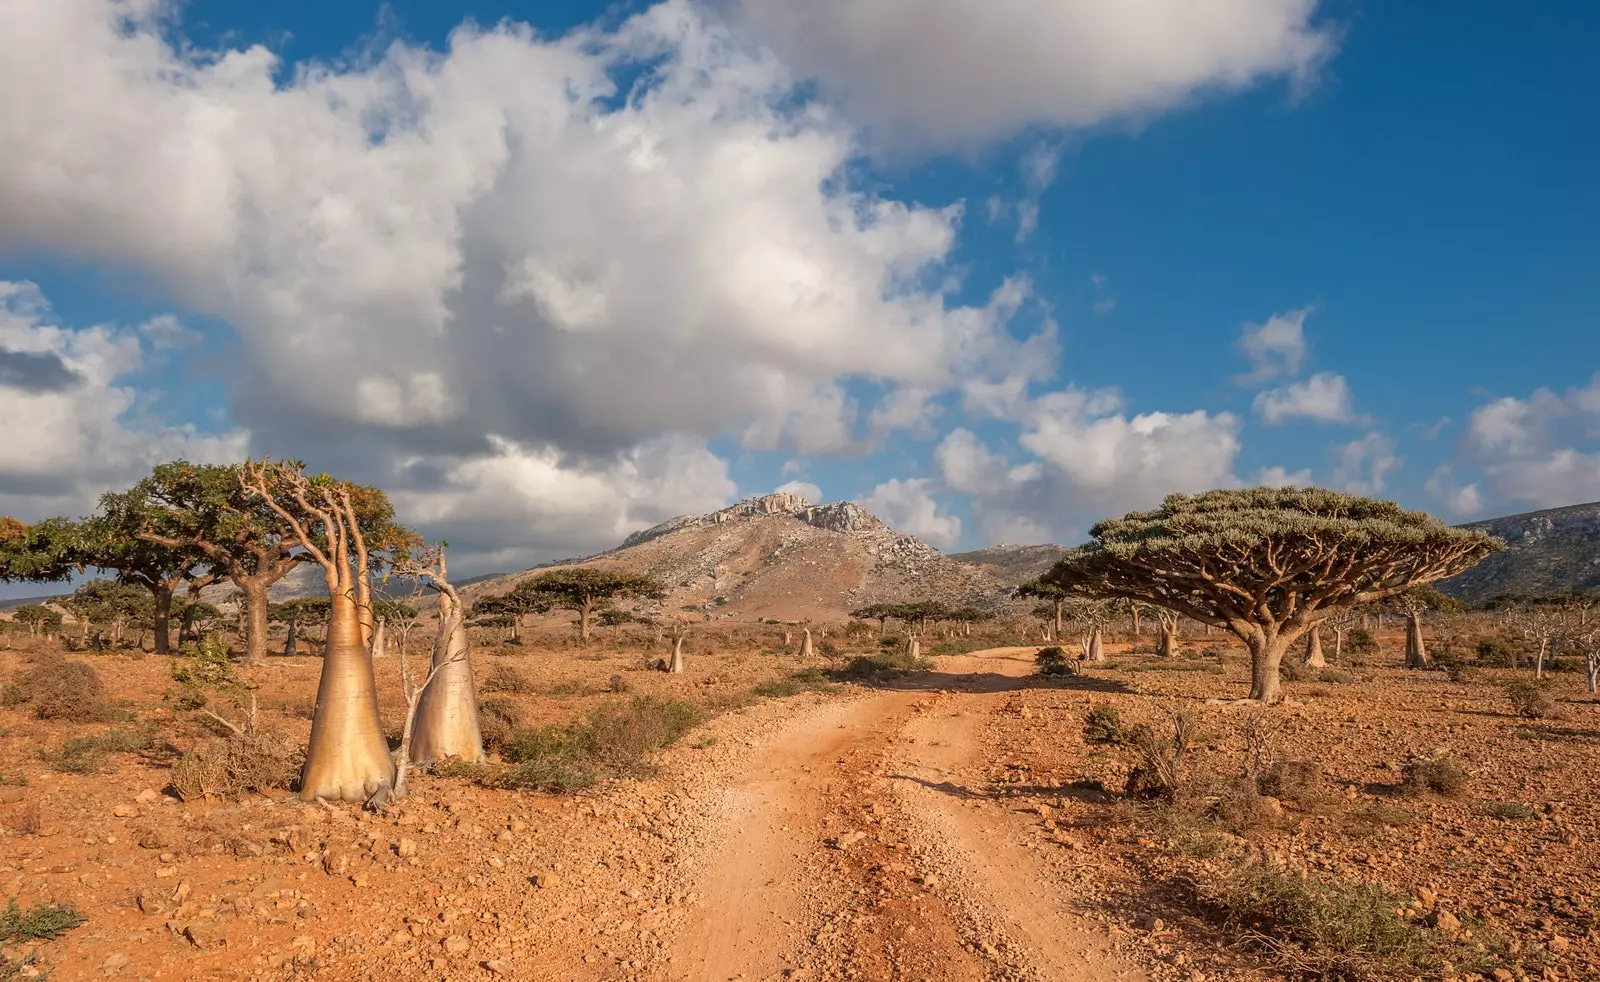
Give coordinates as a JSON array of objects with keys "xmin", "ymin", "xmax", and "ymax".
[
  {"xmin": 850, "ymin": 603, "xmax": 895, "ymax": 635},
  {"xmin": 1509, "ymin": 604, "xmax": 1570, "ymax": 679},
  {"xmin": 1390, "ymin": 585, "xmax": 1464, "ymax": 670},
  {"xmin": 13, "ymin": 604, "xmax": 62, "ymax": 638},
  {"xmin": 471, "ymin": 590, "xmax": 548, "ymax": 642},
  {"xmin": 1016, "ymin": 580, "xmax": 1068, "ymax": 638},
  {"xmin": 1066, "ymin": 599, "xmax": 1113, "ymax": 663},
  {"xmin": 1153, "ymin": 609, "xmax": 1182, "ymax": 659},
  {"xmin": 69, "ymin": 580, "xmax": 154, "ymax": 648},
  {"xmin": 513, "ymin": 569, "xmax": 665, "ymax": 642},
  {"xmin": 1042, "ymin": 488, "xmax": 1503, "ymax": 704}
]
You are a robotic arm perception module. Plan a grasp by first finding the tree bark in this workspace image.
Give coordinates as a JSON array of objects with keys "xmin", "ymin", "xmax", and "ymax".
[
  {"xmin": 667, "ymin": 636, "xmax": 685, "ymax": 674},
  {"xmin": 237, "ymin": 576, "xmax": 272, "ymax": 667},
  {"xmin": 151, "ymin": 584, "xmax": 174, "ymax": 655},
  {"xmin": 1333, "ymin": 627, "xmax": 1345, "ymax": 661},
  {"xmin": 371, "ymin": 618, "xmax": 387, "ymax": 659},
  {"xmin": 1087, "ymin": 628, "xmax": 1104, "ymax": 663},
  {"xmin": 1246, "ymin": 631, "xmax": 1291, "ymax": 703},
  {"xmin": 1304, "ymin": 627, "xmax": 1326, "ymax": 668},
  {"xmin": 579, "ymin": 600, "xmax": 593, "ymax": 642},
  {"xmin": 1054, "ymin": 600, "xmax": 1063, "ymax": 640},
  {"xmin": 299, "ymin": 588, "xmax": 394, "ymax": 803},
  {"xmin": 1132, "ymin": 605, "xmax": 1142, "ymax": 637},
  {"xmin": 905, "ymin": 636, "xmax": 921, "ymax": 661},
  {"xmin": 411, "ymin": 601, "xmax": 484, "ymax": 766},
  {"xmin": 284, "ymin": 618, "xmax": 298, "ymax": 658},
  {"xmin": 799, "ymin": 628, "xmax": 815, "ymax": 659},
  {"xmin": 1158, "ymin": 623, "xmax": 1178, "ymax": 659},
  {"xmin": 1404, "ymin": 610, "xmax": 1430, "ymax": 669}
]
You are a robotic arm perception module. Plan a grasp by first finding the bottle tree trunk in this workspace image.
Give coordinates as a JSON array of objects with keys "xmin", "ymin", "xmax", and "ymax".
[
  {"xmin": 151, "ymin": 585, "xmax": 175, "ymax": 655},
  {"xmin": 371, "ymin": 618, "xmax": 387, "ymax": 659},
  {"xmin": 1333, "ymin": 628, "xmax": 1345, "ymax": 661},
  {"xmin": 667, "ymin": 636, "xmax": 685, "ymax": 674},
  {"xmin": 1246, "ymin": 629, "xmax": 1291, "ymax": 704},
  {"xmin": 1158, "ymin": 623, "xmax": 1178, "ymax": 659},
  {"xmin": 1131, "ymin": 606, "xmax": 1142, "ymax": 637},
  {"xmin": 299, "ymin": 587, "xmax": 394, "ymax": 803},
  {"xmin": 1304, "ymin": 627, "xmax": 1326, "ymax": 668},
  {"xmin": 578, "ymin": 599, "xmax": 594, "ymax": 642},
  {"xmin": 1054, "ymin": 600, "xmax": 1064, "ymax": 641},
  {"xmin": 799, "ymin": 628, "xmax": 815, "ymax": 659},
  {"xmin": 410, "ymin": 600, "xmax": 484, "ymax": 767},
  {"xmin": 905, "ymin": 635, "xmax": 921, "ymax": 661},
  {"xmin": 1404, "ymin": 610, "xmax": 1431, "ymax": 669},
  {"xmin": 1086, "ymin": 627, "xmax": 1105, "ymax": 663},
  {"xmin": 284, "ymin": 618, "xmax": 298, "ymax": 658}
]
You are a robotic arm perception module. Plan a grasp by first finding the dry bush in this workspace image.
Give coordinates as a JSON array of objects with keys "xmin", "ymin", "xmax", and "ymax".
[
  {"xmin": 1211, "ymin": 775, "xmax": 1281, "ymax": 834},
  {"xmin": 1399, "ymin": 753, "xmax": 1469, "ymax": 797},
  {"xmin": 1123, "ymin": 712, "xmax": 1194, "ymax": 799},
  {"xmin": 1507, "ymin": 679, "xmax": 1559, "ymax": 719},
  {"xmin": 5, "ymin": 801, "xmax": 41, "ymax": 836},
  {"xmin": 169, "ymin": 735, "xmax": 298, "ymax": 801},
  {"xmin": 1083, "ymin": 705, "xmax": 1124, "ymax": 744},
  {"xmin": 1256, "ymin": 758, "xmax": 1327, "ymax": 807},
  {"xmin": 13, "ymin": 658, "xmax": 112, "ymax": 722},
  {"xmin": 1035, "ymin": 646, "xmax": 1076, "ymax": 677},
  {"xmin": 480, "ymin": 662, "xmax": 533, "ymax": 694},
  {"xmin": 478, "ymin": 697, "xmax": 528, "ymax": 752},
  {"xmin": 501, "ymin": 695, "xmax": 706, "ymax": 792}
]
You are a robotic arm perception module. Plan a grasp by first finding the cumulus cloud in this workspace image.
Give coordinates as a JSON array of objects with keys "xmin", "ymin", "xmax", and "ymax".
[
  {"xmin": 856, "ymin": 477, "xmax": 961, "ymax": 549},
  {"xmin": 1235, "ymin": 306, "xmax": 1312, "ymax": 384},
  {"xmin": 1255, "ymin": 465, "xmax": 1312, "ymax": 487},
  {"xmin": 774, "ymin": 480, "xmax": 823, "ymax": 503},
  {"xmin": 1457, "ymin": 373, "xmax": 1600, "ymax": 509},
  {"xmin": 722, "ymin": 0, "xmax": 1336, "ymax": 150},
  {"xmin": 1252, "ymin": 371, "xmax": 1361, "ymax": 424},
  {"xmin": 1423, "ymin": 465, "xmax": 1483, "ymax": 518},
  {"xmin": 1330, "ymin": 432, "xmax": 1400, "ymax": 496},
  {"xmin": 0, "ymin": 281, "xmax": 248, "ymax": 517},
  {"xmin": 936, "ymin": 387, "xmax": 1242, "ymax": 542}
]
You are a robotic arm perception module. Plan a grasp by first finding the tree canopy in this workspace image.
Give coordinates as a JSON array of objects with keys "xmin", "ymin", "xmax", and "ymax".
[
  {"xmin": 1043, "ymin": 488, "xmax": 1503, "ymax": 703},
  {"xmin": 512, "ymin": 568, "xmax": 664, "ymax": 641}
]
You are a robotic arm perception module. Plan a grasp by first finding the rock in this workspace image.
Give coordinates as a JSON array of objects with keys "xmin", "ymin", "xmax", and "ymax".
[
  {"xmin": 112, "ymin": 805, "xmax": 137, "ymax": 819},
  {"xmin": 442, "ymin": 936, "xmax": 470, "ymax": 955},
  {"xmin": 183, "ymin": 922, "xmax": 226, "ymax": 949},
  {"xmin": 135, "ymin": 789, "xmax": 159, "ymax": 804},
  {"xmin": 829, "ymin": 831, "xmax": 867, "ymax": 850},
  {"xmin": 483, "ymin": 960, "xmax": 511, "ymax": 974},
  {"xmin": 1415, "ymin": 887, "xmax": 1438, "ymax": 909},
  {"xmin": 396, "ymin": 839, "xmax": 418, "ymax": 859},
  {"xmin": 101, "ymin": 952, "xmax": 130, "ymax": 973},
  {"xmin": 1430, "ymin": 910, "xmax": 1462, "ymax": 933},
  {"xmin": 532, "ymin": 873, "xmax": 560, "ymax": 889},
  {"xmin": 1138, "ymin": 915, "xmax": 1165, "ymax": 932},
  {"xmin": 1491, "ymin": 970, "xmax": 1514, "ymax": 982},
  {"xmin": 171, "ymin": 881, "xmax": 192, "ymax": 904}
]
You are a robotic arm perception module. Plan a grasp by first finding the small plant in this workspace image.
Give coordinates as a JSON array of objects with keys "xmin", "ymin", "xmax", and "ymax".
[
  {"xmin": 0, "ymin": 683, "xmax": 24, "ymax": 709},
  {"xmin": 1316, "ymin": 668, "xmax": 1354, "ymax": 684},
  {"xmin": 1256, "ymin": 758, "xmax": 1327, "ymax": 809},
  {"xmin": 478, "ymin": 697, "xmax": 528, "ymax": 752},
  {"xmin": 1083, "ymin": 705, "xmax": 1123, "ymax": 745},
  {"xmin": 38, "ymin": 730, "xmax": 153, "ymax": 774},
  {"xmin": 500, "ymin": 696, "xmax": 706, "ymax": 793},
  {"xmin": 1399, "ymin": 753, "xmax": 1469, "ymax": 797},
  {"xmin": 1345, "ymin": 628, "xmax": 1379, "ymax": 662},
  {"xmin": 170, "ymin": 636, "xmax": 235, "ymax": 690},
  {"xmin": 1507, "ymin": 678, "xmax": 1558, "ymax": 719},
  {"xmin": 1034, "ymin": 646, "xmax": 1076, "ymax": 677},
  {"xmin": 1475, "ymin": 635, "xmax": 1518, "ymax": 667},
  {"xmin": 0, "ymin": 899, "xmax": 86, "ymax": 942},
  {"xmin": 607, "ymin": 674, "xmax": 631, "ymax": 693},
  {"xmin": 13, "ymin": 658, "xmax": 112, "ymax": 722},
  {"xmin": 481, "ymin": 662, "xmax": 533, "ymax": 694},
  {"xmin": 752, "ymin": 667, "xmax": 835, "ymax": 698},
  {"xmin": 1123, "ymin": 712, "xmax": 1194, "ymax": 800},
  {"xmin": 169, "ymin": 735, "xmax": 298, "ymax": 801},
  {"xmin": 1484, "ymin": 801, "xmax": 1536, "ymax": 821},
  {"xmin": 834, "ymin": 650, "xmax": 930, "ymax": 683}
]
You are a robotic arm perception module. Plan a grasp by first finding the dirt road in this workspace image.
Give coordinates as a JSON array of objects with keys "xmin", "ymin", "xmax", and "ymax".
[{"xmin": 668, "ymin": 647, "xmax": 1150, "ymax": 982}]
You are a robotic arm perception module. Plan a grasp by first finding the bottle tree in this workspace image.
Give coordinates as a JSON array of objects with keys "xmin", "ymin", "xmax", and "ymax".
[{"xmin": 1042, "ymin": 488, "xmax": 1502, "ymax": 704}]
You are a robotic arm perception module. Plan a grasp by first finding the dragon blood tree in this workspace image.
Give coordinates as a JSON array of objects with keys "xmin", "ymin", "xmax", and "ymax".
[{"xmin": 1042, "ymin": 488, "xmax": 1503, "ymax": 704}]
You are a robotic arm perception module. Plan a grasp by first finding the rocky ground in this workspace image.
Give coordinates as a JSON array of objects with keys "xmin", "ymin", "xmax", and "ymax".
[{"xmin": 1, "ymin": 625, "xmax": 1597, "ymax": 981}]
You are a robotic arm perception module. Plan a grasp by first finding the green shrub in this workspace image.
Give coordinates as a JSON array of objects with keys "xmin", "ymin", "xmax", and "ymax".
[
  {"xmin": 1345, "ymin": 628, "xmax": 1379, "ymax": 659},
  {"xmin": 0, "ymin": 683, "xmax": 24, "ymax": 708},
  {"xmin": 501, "ymin": 725, "xmax": 594, "ymax": 793},
  {"xmin": 170, "ymin": 637, "xmax": 235, "ymax": 689},
  {"xmin": 501, "ymin": 696, "xmax": 706, "ymax": 793},
  {"xmin": 752, "ymin": 667, "xmax": 835, "ymax": 698},
  {"xmin": 1083, "ymin": 705, "xmax": 1123, "ymax": 745},
  {"xmin": 834, "ymin": 650, "xmax": 929, "ymax": 683},
  {"xmin": 1400, "ymin": 753, "xmax": 1469, "ymax": 797},
  {"xmin": 1034, "ymin": 646, "xmax": 1076, "ymax": 677},
  {"xmin": 38, "ymin": 730, "xmax": 152, "ymax": 774},
  {"xmin": 1475, "ymin": 635, "xmax": 1519, "ymax": 667},
  {"xmin": 1507, "ymin": 678, "xmax": 1559, "ymax": 719},
  {"xmin": 0, "ymin": 899, "xmax": 85, "ymax": 942},
  {"xmin": 1122, "ymin": 713, "xmax": 1194, "ymax": 800}
]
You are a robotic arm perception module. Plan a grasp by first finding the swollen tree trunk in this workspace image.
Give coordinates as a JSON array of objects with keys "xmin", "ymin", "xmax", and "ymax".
[
  {"xmin": 284, "ymin": 618, "xmax": 298, "ymax": 658},
  {"xmin": 1158, "ymin": 623, "xmax": 1178, "ymax": 659},
  {"xmin": 667, "ymin": 636, "xmax": 685, "ymax": 674},
  {"xmin": 1404, "ymin": 610, "xmax": 1430, "ymax": 669},
  {"xmin": 799, "ymin": 628, "xmax": 815, "ymax": 659},
  {"xmin": 1304, "ymin": 627, "xmax": 1326, "ymax": 668},
  {"xmin": 1246, "ymin": 629, "xmax": 1291, "ymax": 704},
  {"xmin": 234, "ymin": 575, "xmax": 273, "ymax": 667},
  {"xmin": 371, "ymin": 618, "xmax": 387, "ymax": 659},
  {"xmin": 151, "ymin": 584, "xmax": 175, "ymax": 655},
  {"xmin": 410, "ymin": 603, "xmax": 484, "ymax": 767},
  {"xmin": 905, "ymin": 635, "xmax": 921, "ymax": 661},
  {"xmin": 1086, "ymin": 628, "xmax": 1104, "ymax": 663},
  {"xmin": 300, "ymin": 589, "xmax": 394, "ymax": 803},
  {"xmin": 579, "ymin": 600, "xmax": 594, "ymax": 642},
  {"xmin": 1054, "ymin": 600, "xmax": 1063, "ymax": 641}
]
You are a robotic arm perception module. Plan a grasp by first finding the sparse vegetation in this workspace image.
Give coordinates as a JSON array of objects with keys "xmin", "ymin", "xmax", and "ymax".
[
  {"xmin": 1034, "ymin": 646, "xmax": 1076, "ymax": 676},
  {"xmin": 38, "ymin": 729, "xmax": 153, "ymax": 773},
  {"xmin": 833, "ymin": 650, "xmax": 930, "ymax": 683},
  {"xmin": 751, "ymin": 667, "xmax": 835, "ymax": 698},
  {"xmin": 12, "ymin": 657, "xmax": 112, "ymax": 721},
  {"xmin": 481, "ymin": 662, "xmax": 533, "ymax": 694},
  {"xmin": 1507, "ymin": 678, "xmax": 1559, "ymax": 718},
  {"xmin": 1082, "ymin": 705, "xmax": 1124, "ymax": 745},
  {"xmin": 501, "ymin": 696, "xmax": 705, "ymax": 792},
  {"xmin": 0, "ymin": 899, "xmax": 86, "ymax": 943},
  {"xmin": 170, "ymin": 735, "xmax": 298, "ymax": 800},
  {"xmin": 1399, "ymin": 753, "xmax": 1470, "ymax": 797}
]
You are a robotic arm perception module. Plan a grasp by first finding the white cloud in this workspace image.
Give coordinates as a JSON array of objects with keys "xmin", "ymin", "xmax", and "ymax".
[
  {"xmin": 774, "ymin": 480, "xmax": 822, "ymax": 503},
  {"xmin": 1457, "ymin": 373, "xmax": 1600, "ymax": 510},
  {"xmin": 1423, "ymin": 465, "xmax": 1483, "ymax": 518},
  {"xmin": 1330, "ymin": 432, "xmax": 1400, "ymax": 496},
  {"xmin": 1255, "ymin": 465, "xmax": 1312, "ymax": 487},
  {"xmin": 723, "ymin": 0, "xmax": 1336, "ymax": 150},
  {"xmin": 936, "ymin": 388, "xmax": 1242, "ymax": 542},
  {"xmin": 1236, "ymin": 305, "xmax": 1312, "ymax": 384},
  {"xmin": 856, "ymin": 477, "xmax": 961, "ymax": 549},
  {"xmin": 1252, "ymin": 371, "xmax": 1361, "ymax": 424},
  {"xmin": 0, "ymin": 281, "xmax": 248, "ymax": 518}
]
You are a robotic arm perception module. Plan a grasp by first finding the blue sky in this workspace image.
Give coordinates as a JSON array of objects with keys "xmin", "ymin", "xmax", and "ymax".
[{"xmin": 1, "ymin": 0, "xmax": 1596, "ymax": 585}]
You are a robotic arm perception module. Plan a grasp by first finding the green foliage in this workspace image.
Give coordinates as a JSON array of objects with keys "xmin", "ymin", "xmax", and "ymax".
[
  {"xmin": 1083, "ymin": 705, "xmax": 1124, "ymax": 745},
  {"xmin": 1475, "ymin": 635, "xmax": 1518, "ymax": 666},
  {"xmin": 170, "ymin": 636, "xmax": 237, "ymax": 691},
  {"xmin": 0, "ymin": 516, "xmax": 82, "ymax": 584},
  {"xmin": 833, "ymin": 650, "xmax": 930, "ymax": 682},
  {"xmin": 1034, "ymin": 646, "xmax": 1076, "ymax": 676},
  {"xmin": 500, "ymin": 696, "xmax": 705, "ymax": 792},
  {"xmin": 1399, "ymin": 753, "xmax": 1470, "ymax": 797},
  {"xmin": 68, "ymin": 579, "xmax": 154, "ymax": 634},
  {"xmin": 10, "ymin": 604, "xmax": 61, "ymax": 636},
  {"xmin": 751, "ymin": 667, "xmax": 836, "ymax": 698},
  {"xmin": 1345, "ymin": 627, "xmax": 1380, "ymax": 657},
  {"xmin": 39, "ymin": 730, "xmax": 152, "ymax": 774},
  {"xmin": 1507, "ymin": 678, "xmax": 1559, "ymax": 719},
  {"xmin": 0, "ymin": 899, "xmax": 86, "ymax": 942},
  {"xmin": 513, "ymin": 569, "xmax": 665, "ymax": 611}
]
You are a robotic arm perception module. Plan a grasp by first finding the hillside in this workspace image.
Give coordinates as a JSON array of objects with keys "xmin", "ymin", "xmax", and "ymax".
[
  {"xmin": 948, "ymin": 544, "xmax": 1072, "ymax": 588},
  {"xmin": 1437, "ymin": 500, "xmax": 1600, "ymax": 603},
  {"xmin": 464, "ymin": 493, "xmax": 1009, "ymax": 622}
]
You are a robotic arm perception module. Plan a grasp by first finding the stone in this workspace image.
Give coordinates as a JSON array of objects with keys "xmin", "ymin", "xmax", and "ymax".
[
  {"xmin": 1138, "ymin": 915, "xmax": 1165, "ymax": 932},
  {"xmin": 112, "ymin": 805, "xmax": 137, "ymax": 819},
  {"xmin": 829, "ymin": 831, "xmax": 867, "ymax": 850},
  {"xmin": 442, "ymin": 936, "xmax": 470, "ymax": 955},
  {"xmin": 532, "ymin": 873, "xmax": 560, "ymax": 889},
  {"xmin": 483, "ymin": 960, "xmax": 511, "ymax": 974},
  {"xmin": 101, "ymin": 952, "xmax": 130, "ymax": 973},
  {"xmin": 135, "ymin": 789, "xmax": 159, "ymax": 804},
  {"xmin": 1430, "ymin": 910, "xmax": 1462, "ymax": 933},
  {"xmin": 396, "ymin": 839, "xmax": 418, "ymax": 859},
  {"xmin": 171, "ymin": 881, "xmax": 192, "ymax": 904},
  {"xmin": 183, "ymin": 922, "xmax": 226, "ymax": 949}
]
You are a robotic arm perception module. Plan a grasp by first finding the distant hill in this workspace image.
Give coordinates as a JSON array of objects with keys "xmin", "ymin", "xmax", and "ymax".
[
  {"xmin": 1437, "ymin": 501, "xmax": 1600, "ymax": 604},
  {"xmin": 463, "ymin": 492, "xmax": 1010, "ymax": 622},
  {"xmin": 948, "ymin": 544, "xmax": 1072, "ymax": 587}
]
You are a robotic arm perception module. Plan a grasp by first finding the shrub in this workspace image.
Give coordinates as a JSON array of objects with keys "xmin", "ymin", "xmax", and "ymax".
[
  {"xmin": 1123, "ymin": 713, "xmax": 1193, "ymax": 799},
  {"xmin": 1484, "ymin": 801, "xmax": 1536, "ymax": 821},
  {"xmin": 1507, "ymin": 678, "xmax": 1558, "ymax": 719},
  {"xmin": 1279, "ymin": 658, "xmax": 1308, "ymax": 682},
  {"xmin": 1034, "ymin": 646, "xmax": 1076, "ymax": 677},
  {"xmin": 1316, "ymin": 668, "xmax": 1354, "ymax": 684},
  {"xmin": 501, "ymin": 696, "xmax": 706, "ymax": 793},
  {"xmin": 170, "ymin": 637, "xmax": 235, "ymax": 689},
  {"xmin": 39, "ymin": 730, "xmax": 152, "ymax": 773},
  {"xmin": 169, "ymin": 736, "xmax": 298, "ymax": 801},
  {"xmin": 1204, "ymin": 858, "xmax": 1437, "ymax": 977},
  {"xmin": 1256, "ymin": 758, "xmax": 1326, "ymax": 806},
  {"xmin": 1400, "ymin": 753, "xmax": 1469, "ymax": 797},
  {"xmin": 481, "ymin": 662, "xmax": 533, "ymax": 694},
  {"xmin": 478, "ymin": 697, "xmax": 528, "ymax": 752},
  {"xmin": 834, "ymin": 650, "xmax": 930, "ymax": 683},
  {"xmin": 752, "ymin": 667, "xmax": 835, "ymax": 698},
  {"xmin": 14, "ymin": 658, "xmax": 111, "ymax": 722},
  {"xmin": 1475, "ymin": 635, "xmax": 1519, "ymax": 667},
  {"xmin": 501, "ymin": 726, "xmax": 595, "ymax": 793},
  {"xmin": 1083, "ymin": 705, "xmax": 1124, "ymax": 745},
  {"xmin": 0, "ymin": 684, "xmax": 23, "ymax": 708},
  {"xmin": 1211, "ymin": 775, "xmax": 1280, "ymax": 834},
  {"xmin": 607, "ymin": 674, "xmax": 631, "ymax": 694},
  {"xmin": 818, "ymin": 640, "xmax": 841, "ymax": 658},
  {"xmin": 0, "ymin": 899, "xmax": 85, "ymax": 942},
  {"xmin": 1345, "ymin": 628, "xmax": 1379, "ymax": 659}
]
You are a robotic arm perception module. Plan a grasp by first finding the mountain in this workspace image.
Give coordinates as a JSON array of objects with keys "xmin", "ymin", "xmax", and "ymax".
[
  {"xmin": 948, "ymin": 544, "xmax": 1072, "ymax": 588},
  {"xmin": 1437, "ymin": 501, "xmax": 1600, "ymax": 604},
  {"xmin": 464, "ymin": 492, "xmax": 1009, "ymax": 622}
]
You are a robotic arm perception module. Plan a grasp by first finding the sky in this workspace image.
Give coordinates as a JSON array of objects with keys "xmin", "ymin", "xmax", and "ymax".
[{"xmin": 1, "ymin": 0, "xmax": 1597, "ymax": 589}]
